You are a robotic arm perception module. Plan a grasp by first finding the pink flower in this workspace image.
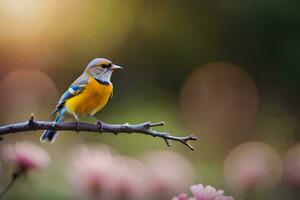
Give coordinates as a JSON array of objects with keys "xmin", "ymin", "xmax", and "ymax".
[
  {"xmin": 172, "ymin": 184, "xmax": 234, "ymax": 200},
  {"xmin": 190, "ymin": 184, "xmax": 233, "ymax": 200},
  {"xmin": 69, "ymin": 145, "xmax": 115, "ymax": 198},
  {"xmin": 172, "ymin": 193, "xmax": 190, "ymax": 200},
  {"xmin": 1, "ymin": 141, "xmax": 50, "ymax": 171},
  {"xmin": 190, "ymin": 184, "xmax": 224, "ymax": 200}
]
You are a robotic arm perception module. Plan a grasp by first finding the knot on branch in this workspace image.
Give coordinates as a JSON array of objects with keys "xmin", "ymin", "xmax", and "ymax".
[
  {"xmin": 27, "ymin": 114, "xmax": 38, "ymax": 130},
  {"xmin": 28, "ymin": 113, "xmax": 35, "ymax": 126}
]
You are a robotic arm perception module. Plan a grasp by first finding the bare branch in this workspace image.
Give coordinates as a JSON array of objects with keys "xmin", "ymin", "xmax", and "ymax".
[{"xmin": 0, "ymin": 115, "xmax": 197, "ymax": 150}]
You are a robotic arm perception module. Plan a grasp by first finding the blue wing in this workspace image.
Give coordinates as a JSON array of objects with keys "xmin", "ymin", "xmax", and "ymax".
[
  {"xmin": 51, "ymin": 84, "xmax": 86, "ymax": 115},
  {"xmin": 51, "ymin": 73, "xmax": 90, "ymax": 115}
]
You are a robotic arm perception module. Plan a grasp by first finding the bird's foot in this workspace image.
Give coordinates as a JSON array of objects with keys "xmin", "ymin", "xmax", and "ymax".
[
  {"xmin": 96, "ymin": 121, "xmax": 104, "ymax": 133},
  {"xmin": 52, "ymin": 122, "xmax": 57, "ymax": 128}
]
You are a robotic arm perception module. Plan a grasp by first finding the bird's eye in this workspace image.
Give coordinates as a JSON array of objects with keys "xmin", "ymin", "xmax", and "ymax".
[{"xmin": 101, "ymin": 63, "xmax": 112, "ymax": 68}]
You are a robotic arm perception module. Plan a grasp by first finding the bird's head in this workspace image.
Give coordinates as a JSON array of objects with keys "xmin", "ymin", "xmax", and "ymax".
[{"xmin": 85, "ymin": 58, "xmax": 123, "ymax": 83}]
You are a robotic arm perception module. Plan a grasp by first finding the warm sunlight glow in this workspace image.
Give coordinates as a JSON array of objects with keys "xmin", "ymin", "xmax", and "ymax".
[{"xmin": 0, "ymin": 0, "xmax": 56, "ymax": 40}]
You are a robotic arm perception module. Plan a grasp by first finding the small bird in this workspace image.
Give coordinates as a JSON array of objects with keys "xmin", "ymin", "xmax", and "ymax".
[{"xmin": 41, "ymin": 58, "xmax": 123, "ymax": 142}]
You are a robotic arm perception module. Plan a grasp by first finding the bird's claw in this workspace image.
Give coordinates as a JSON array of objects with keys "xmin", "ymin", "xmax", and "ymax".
[
  {"xmin": 96, "ymin": 121, "xmax": 104, "ymax": 133},
  {"xmin": 52, "ymin": 122, "xmax": 57, "ymax": 128}
]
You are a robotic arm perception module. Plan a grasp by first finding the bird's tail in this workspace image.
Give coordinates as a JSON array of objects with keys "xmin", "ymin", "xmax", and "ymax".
[{"xmin": 40, "ymin": 109, "xmax": 65, "ymax": 143}]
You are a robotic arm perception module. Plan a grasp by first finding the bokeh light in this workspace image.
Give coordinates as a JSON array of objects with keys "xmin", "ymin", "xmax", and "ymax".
[
  {"xmin": 0, "ymin": 70, "xmax": 59, "ymax": 123},
  {"xmin": 283, "ymin": 144, "xmax": 300, "ymax": 188},
  {"xmin": 180, "ymin": 62, "xmax": 259, "ymax": 138},
  {"xmin": 223, "ymin": 142, "xmax": 282, "ymax": 195},
  {"xmin": 0, "ymin": 0, "xmax": 56, "ymax": 41}
]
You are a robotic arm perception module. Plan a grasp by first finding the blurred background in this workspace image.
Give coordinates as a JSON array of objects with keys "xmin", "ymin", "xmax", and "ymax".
[{"xmin": 0, "ymin": 0, "xmax": 300, "ymax": 199}]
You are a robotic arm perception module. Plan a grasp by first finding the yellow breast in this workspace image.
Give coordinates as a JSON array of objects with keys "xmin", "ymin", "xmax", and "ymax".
[{"xmin": 65, "ymin": 77, "xmax": 113, "ymax": 116}]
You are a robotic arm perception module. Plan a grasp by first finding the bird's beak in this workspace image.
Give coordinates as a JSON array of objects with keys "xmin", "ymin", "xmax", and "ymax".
[{"xmin": 111, "ymin": 65, "xmax": 123, "ymax": 71}]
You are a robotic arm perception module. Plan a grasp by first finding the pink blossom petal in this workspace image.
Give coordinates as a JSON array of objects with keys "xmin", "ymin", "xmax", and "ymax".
[
  {"xmin": 189, "ymin": 183, "xmax": 234, "ymax": 200},
  {"xmin": 191, "ymin": 184, "xmax": 205, "ymax": 198},
  {"xmin": 203, "ymin": 185, "xmax": 218, "ymax": 199},
  {"xmin": 172, "ymin": 193, "xmax": 190, "ymax": 200}
]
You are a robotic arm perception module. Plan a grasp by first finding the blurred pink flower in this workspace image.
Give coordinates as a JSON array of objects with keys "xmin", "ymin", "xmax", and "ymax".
[
  {"xmin": 214, "ymin": 196, "xmax": 234, "ymax": 200},
  {"xmin": 283, "ymin": 144, "xmax": 300, "ymax": 188},
  {"xmin": 142, "ymin": 150, "xmax": 195, "ymax": 197},
  {"xmin": 108, "ymin": 156, "xmax": 147, "ymax": 199},
  {"xmin": 173, "ymin": 184, "xmax": 234, "ymax": 200},
  {"xmin": 69, "ymin": 145, "xmax": 115, "ymax": 198},
  {"xmin": 1, "ymin": 141, "xmax": 50, "ymax": 171},
  {"xmin": 223, "ymin": 142, "xmax": 282, "ymax": 193}
]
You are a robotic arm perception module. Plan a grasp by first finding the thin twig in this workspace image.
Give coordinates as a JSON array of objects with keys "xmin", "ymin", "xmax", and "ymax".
[
  {"xmin": 0, "ymin": 169, "xmax": 24, "ymax": 199},
  {"xmin": 0, "ymin": 114, "xmax": 197, "ymax": 150}
]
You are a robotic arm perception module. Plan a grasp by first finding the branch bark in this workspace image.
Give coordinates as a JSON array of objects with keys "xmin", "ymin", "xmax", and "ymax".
[{"xmin": 0, "ymin": 114, "xmax": 197, "ymax": 150}]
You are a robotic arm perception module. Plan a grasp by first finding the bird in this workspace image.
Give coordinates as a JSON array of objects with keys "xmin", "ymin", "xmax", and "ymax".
[{"xmin": 41, "ymin": 58, "xmax": 123, "ymax": 142}]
